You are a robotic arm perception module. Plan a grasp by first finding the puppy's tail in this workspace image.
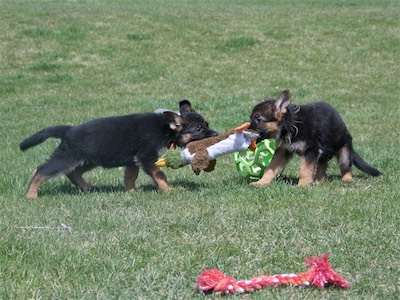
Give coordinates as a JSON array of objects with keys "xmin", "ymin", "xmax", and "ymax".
[
  {"xmin": 352, "ymin": 151, "xmax": 381, "ymax": 176},
  {"xmin": 20, "ymin": 125, "xmax": 71, "ymax": 151}
]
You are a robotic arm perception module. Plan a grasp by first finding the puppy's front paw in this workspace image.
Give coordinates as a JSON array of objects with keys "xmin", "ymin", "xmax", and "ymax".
[
  {"xmin": 250, "ymin": 180, "xmax": 268, "ymax": 188},
  {"xmin": 89, "ymin": 186, "xmax": 100, "ymax": 193},
  {"xmin": 298, "ymin": 180, "xmax": 313, "ymax": 187},
  {"xmin": 159, "ymin": 185, "xmax": 174, "ymax": 192}
]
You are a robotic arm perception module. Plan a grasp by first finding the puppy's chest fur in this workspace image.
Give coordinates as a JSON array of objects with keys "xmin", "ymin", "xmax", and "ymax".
[
  {"xmin": 282, "ymin": 139, "xmax": 307, "ymax": 154},
  {"xmin": 278, "ymin": 108, "xmax": 310, "ymax": 154}
]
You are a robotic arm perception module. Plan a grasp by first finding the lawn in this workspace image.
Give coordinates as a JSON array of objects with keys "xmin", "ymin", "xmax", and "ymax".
[{"xmin": 1, "ymin": 0, "xmax": 399, "ymax": 299}]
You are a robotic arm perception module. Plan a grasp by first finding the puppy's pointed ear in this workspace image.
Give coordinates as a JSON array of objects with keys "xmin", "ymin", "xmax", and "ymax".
[
  {"xmin": 179, "ymin": 99, "xmax": 196, "ymax": 113},
  {"xmin": 163, "ymin": 112, "xmax": 185, "ymax": 132},
  {"xmin": 274, "ymin": 90, "xmax": 291, "ymax": 118}
]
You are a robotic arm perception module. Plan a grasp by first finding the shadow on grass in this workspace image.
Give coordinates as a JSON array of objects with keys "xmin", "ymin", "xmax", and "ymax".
[
  {"xmin": 236, "ymin": 173, "xmax": 372, "ymax": 187},
  {"xmin": 235, "ymin": 175, "xmax": 299, "ymax": 186},
  {"xmin": 272, "ymin": 174, "xmax": 364, "ymax": 185},
  {"xmin": 38, "ymin": 178, "xmax": 207, "ymax": 197},
  {"xmin": 36, "ymin": 173, "xmax": 373, "ymax": 197}
]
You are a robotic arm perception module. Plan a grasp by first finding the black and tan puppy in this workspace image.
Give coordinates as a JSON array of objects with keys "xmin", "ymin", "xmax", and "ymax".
[
  {"xmin": 20, "ymin": 100, "xmax": 217, "ymax": 198},
  {"xmin": 249, "ymin": 90, "xmax": 381, "ymax": 187}
]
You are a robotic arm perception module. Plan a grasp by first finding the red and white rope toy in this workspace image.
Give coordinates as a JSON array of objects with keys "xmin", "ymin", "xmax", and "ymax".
[{"xmin": 195, "ymin": 253, "xmax": 350, "ymax": 296}]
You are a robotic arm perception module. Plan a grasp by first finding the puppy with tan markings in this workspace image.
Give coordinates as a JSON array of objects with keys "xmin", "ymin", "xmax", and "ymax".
[
  {"xmin": 20, "ymin": 100, "xmax": 217, "ymax": 198},
  {"xmin": 249, "ymin": 90, "xmax": 381, "ymax": 187}
]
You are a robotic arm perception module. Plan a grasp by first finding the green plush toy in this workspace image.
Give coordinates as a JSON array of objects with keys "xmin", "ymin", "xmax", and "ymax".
[{"xmin": 158, "ymin": 149, "xmax": 187, "ymax": 169}]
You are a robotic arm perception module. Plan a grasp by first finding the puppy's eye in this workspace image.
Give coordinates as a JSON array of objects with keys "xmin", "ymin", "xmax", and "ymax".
[{"xmin": 196, "ymin": 124, "xmax": 203, "ymax": 131}]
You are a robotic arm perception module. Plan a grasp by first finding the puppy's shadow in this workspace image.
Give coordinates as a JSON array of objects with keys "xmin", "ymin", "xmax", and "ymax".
[
  {"xmin": 267, "ymin": 174, "xmax": 366, "ymax": 186},
  {"xmin": 276, "ymin": 175, "xmax": 298, "ymax": 186},
  {"xmin": 269, "ymin": 174, "xmax": 352, "ymax": 185},
  {"xmin": 237, "ymin": 175, "xmax": 299, "ymax": 186},
  {"xmin": 40, "ymin": 183, "xmax": 126, "ymax": 197},
  {"xmin": 39, "ymin": 179, "xmax": 206, "ymax": 197},
  {"xmin": 236, "ymin": 174, "xmax": 355, "ymax": 187}
]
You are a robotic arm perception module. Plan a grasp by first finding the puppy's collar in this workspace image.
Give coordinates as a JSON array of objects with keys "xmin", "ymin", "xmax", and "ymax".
[{"xmin": 154, "ymin": 108, "xmax": 180, "ymax": 115}]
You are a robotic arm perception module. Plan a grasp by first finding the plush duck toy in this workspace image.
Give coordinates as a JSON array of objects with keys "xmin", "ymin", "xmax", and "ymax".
[{"xmin": 155, "ymin": 122, "xmax": 259, "ymax": 175}]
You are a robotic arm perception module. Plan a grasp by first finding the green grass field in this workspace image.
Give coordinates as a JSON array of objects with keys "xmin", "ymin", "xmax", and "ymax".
[{"xmin": 1, "ymin": 0, "xmax": 399, "ymax": 298}]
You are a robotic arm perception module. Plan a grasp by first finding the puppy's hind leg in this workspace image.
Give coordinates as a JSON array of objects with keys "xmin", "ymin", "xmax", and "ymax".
[
  {"xmin": 26, "ymin": 170, "xmax": 49, "ymax": 199},
  {"xmin": 66, "ymin": 165, "xmax": 97, "ymax": 192},
  {"xmin": 26, "ymin": 149, "xmax": 84, "ymax": 198},
  {"xmin": 337, "ymin": 145, "xmax": 353, "ymax": 183},
  {"xmin": 124, "ymin": 165, "xmax": 140, "ymax": 192}
]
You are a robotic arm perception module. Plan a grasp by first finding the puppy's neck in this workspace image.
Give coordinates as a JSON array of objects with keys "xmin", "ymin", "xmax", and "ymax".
[{"xmin": 279, "ymin": 104, "xmax": 300, "ymax": 145}]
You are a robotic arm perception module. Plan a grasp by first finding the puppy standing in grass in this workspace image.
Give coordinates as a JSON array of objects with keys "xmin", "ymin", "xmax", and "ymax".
[
  {"xmin": 249, "ymin": 90, "xmax": 381, "ymax": 187},
  {"xmin": 20, "ymin": 100, "xmax": 217, "ymax": 198}
]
